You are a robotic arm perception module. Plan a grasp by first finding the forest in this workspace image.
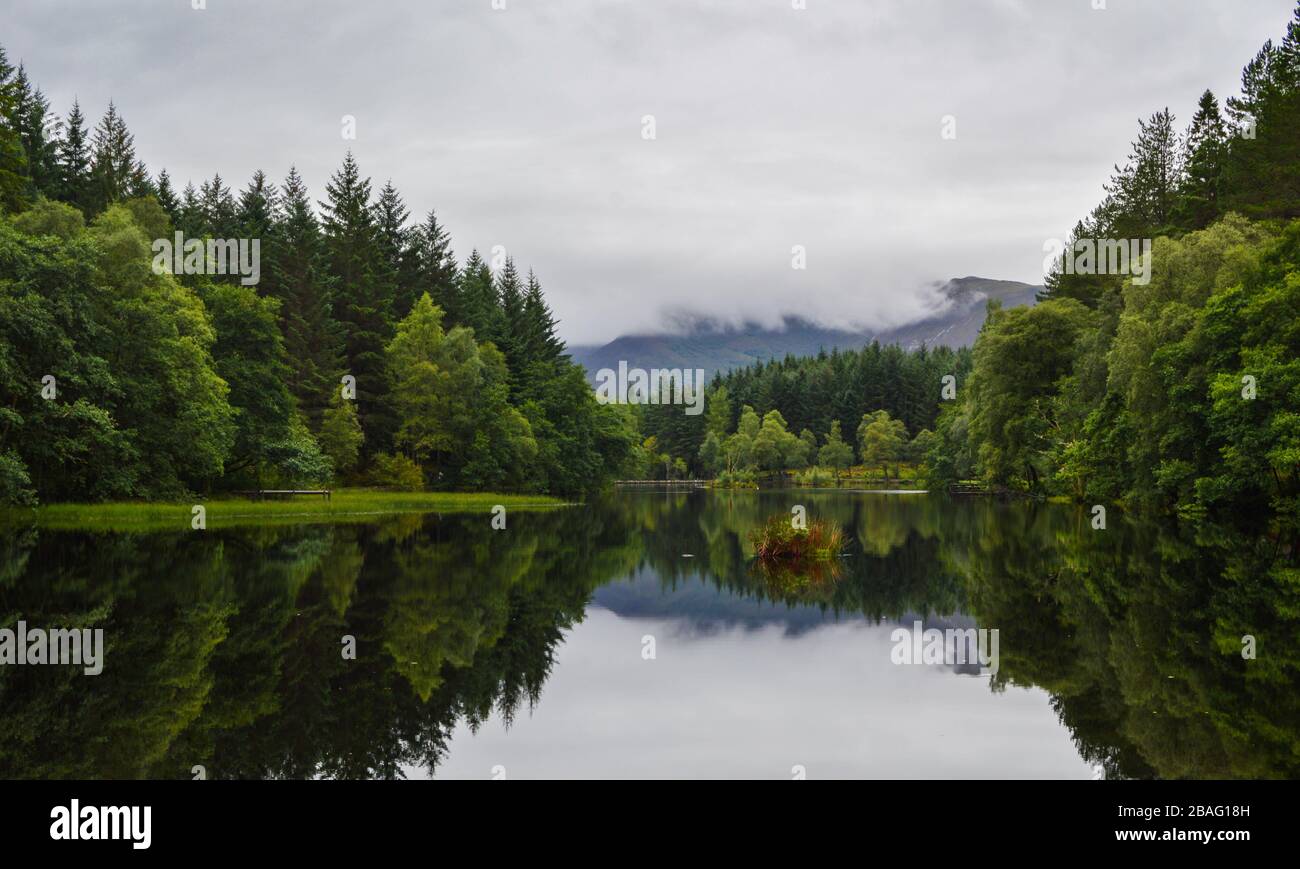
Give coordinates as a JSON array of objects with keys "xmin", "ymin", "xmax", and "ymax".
[
  {"xmin": 636, "ymin": 2, "xmax": 1300, "ymax": 523},
  {"xmin": 637, "ymin": 341, "xmax": 970, "ymax": 483},
  {"xmin": 0, "ymin": 47, "xmax": 641, "ymax": 504},
  {"xmin": 926, "ymin": 4, "xmax": 1300, "ymax": 522},
  {"xmin": 2, "ymin": 3, "xmax": 1298, "ymax": 517}
]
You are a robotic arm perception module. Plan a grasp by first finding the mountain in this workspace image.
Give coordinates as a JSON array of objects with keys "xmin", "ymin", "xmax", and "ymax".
[
  {"xmin": 871, "ymin": 276, "xmax": 1040, "ymax": 350},
  {"xmin": 568, "ymin": 277, "xmax": 1040, "ymax": 381}
]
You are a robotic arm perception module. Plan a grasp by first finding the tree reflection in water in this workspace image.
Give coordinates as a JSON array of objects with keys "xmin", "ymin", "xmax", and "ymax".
[{"xmin": 0, "ymin": 491, "xmax": 1294, "ymax": 779}]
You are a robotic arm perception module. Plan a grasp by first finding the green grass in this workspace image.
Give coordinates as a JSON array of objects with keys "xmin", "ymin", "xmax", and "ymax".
[
  {"xmin": 0, "ymin": 488, "xmax": 569, "ymax": 531},
  {"xmin": 749, "ymin": 516, "xmax": 846, "ymax": 561}
]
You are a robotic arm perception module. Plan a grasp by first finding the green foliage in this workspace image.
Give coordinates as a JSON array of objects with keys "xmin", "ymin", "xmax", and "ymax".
[
  {"xmin": 751, "ymin": 409, "xmax": 804, "ymax": 472},
  {"xmin": 714, "ymin": 469, "xmax": 758, "ymax": 488},
  {"xmin": 966, "ymin": 299, "xmax": 1093, "ymax": 491},
  {"xmin": 857, "ymin": 409, "xmax": 907, "ymax": 480},
  {"xmin": 0, "ymin": 52, "xmax": 635, "ymax": 502},
  {"xmin": 793, "ymin": 465, "xmax": 836, "ymax": 486},
  {"xmin": 0, "ymin": 450, "xmax": 34, "ymax": 505},
  {"xmin": 817, "ymin": 420, "xmax": 855, "ymax": 474},
  {"xmin": 199, "ymin": 278, "xmax": 296, "ymax": 484},
  {"xmin": 318, "ymin": 393, "xmax": 364, "ymax": 478},
  {"xmin": 263, "ymin": 413, "xmax": 333, "ymax": 486},
  {"xmin": 0, "ymin": 48, "xmax": 30, "ymax": 211},
  {"xmin": 90, "ymin": 205, "xmax": 236, "ymax": 495},
  {"xmin": 11, "ymin": 197, "xmax": 83, "ymax": 238},
  {"xmin": 369, "ymin": 453, "xmax": 424, "ymax": 491},
  {"xmin": 936, "ymin": 215, "xmax": 1300, "ymax": 519},
  {"xmin": 698, "ymin": 429, "xmax": 722, "ymax": 475},
  {"xmin": 320, "ymin": 152, "xmax": 397, "ymax": 453},
  {"xmin": 385, "ymin": 294, "xmax": 536, "ymax": 491}
]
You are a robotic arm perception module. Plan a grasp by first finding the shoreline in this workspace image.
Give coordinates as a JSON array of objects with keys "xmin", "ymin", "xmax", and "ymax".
[{"xmin": 0, "ymin": 489, "xmax": 570, "ymax": 531}]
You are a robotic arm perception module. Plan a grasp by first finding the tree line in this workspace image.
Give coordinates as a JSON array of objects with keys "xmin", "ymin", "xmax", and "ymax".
[
  {"xmin": 0, "ymin": 45, "xmax": 640, "ymax": 504},
  {"xmin": 636, "ymin": 342, "xmax": 970, "ymax": 480},
  {"xmin": 930, "ymin": 3, "xmax": 1300, "ymax": 523}
]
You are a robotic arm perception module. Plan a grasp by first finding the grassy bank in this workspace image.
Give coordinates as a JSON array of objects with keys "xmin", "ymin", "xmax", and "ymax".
[{"xmin": 0, "ymin": 488, "xmax": 569, "ymax": 531}]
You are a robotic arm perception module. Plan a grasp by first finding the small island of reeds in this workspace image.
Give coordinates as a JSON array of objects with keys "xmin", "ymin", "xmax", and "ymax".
[{"xmin": 749, "ymin": 516, "xmax": 845, "ymax": 561}]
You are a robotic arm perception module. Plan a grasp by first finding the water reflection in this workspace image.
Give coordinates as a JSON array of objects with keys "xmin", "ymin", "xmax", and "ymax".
[{"xmin": 0, "ymin": 492, "xmax": 1295, "ymax": 779}]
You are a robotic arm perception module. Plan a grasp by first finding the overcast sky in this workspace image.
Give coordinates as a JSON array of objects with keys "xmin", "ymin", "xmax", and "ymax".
[{"xmin": 2, "ymin": 0, "xmax": 1294, "ymax": 343}]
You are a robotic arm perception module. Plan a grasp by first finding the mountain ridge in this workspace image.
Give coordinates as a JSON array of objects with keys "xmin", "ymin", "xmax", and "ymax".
[{"xmin": 569, "ymin": 276, "xmax": 1041, "ymax": 381}]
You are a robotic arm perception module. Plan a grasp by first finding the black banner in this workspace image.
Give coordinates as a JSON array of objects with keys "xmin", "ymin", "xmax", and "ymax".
[{"xmin": 0, "ymin": 779, "xmax": 1282, "ymax": 855}]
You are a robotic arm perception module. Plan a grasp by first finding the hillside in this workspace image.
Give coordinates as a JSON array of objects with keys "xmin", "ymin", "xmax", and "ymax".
[{"xmin": 569, "ymin": 276, "xmax": 1040, "ymax": 380}]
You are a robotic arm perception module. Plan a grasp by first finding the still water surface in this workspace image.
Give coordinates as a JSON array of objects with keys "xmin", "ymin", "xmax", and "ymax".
[{"xmin": 1, "ymin": 491, "xmax": 1294, "ymax": 779}]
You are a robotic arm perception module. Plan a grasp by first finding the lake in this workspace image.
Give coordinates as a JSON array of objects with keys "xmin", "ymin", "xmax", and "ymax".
[{"xmin": 0, "ymin": 490, "xmax": 1295, "ymax": 779}]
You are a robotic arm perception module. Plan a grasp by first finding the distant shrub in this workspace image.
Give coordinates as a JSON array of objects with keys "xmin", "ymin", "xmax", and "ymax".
[
  {"xmin": 794, "ymin": 466, "xmax": 836, "ymax": 486},
  {"xmin": 0, "ymin": 450, "xmax": 36, "ymax": 506},
  {"xmin": 369, "ymin": 453, "xmax": 424, "ymax": 491},
  {"xmin": 714, "ymin": 470, "xmax": 758, "ymax": 489}
]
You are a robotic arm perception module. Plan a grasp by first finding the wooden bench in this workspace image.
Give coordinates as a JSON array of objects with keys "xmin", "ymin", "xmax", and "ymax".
[{"xmin": 233, "ymin": 489, "xmax": 331, "ymax": 501}]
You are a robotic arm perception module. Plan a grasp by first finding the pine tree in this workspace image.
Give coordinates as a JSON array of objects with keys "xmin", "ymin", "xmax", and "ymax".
[
  {"xmin": 372, "ymin": 179, "xmax": 409, "ymax": 270},
  {"xmin": 494, "ymin": 257, "xmax": 527, "ymax": 397},
  {"xmin": 270, "ymin": 167, "xmax": 343, "ymax": 427},
  {"xmin": 1223, "ymin": 10, "xmax": 1300, "ymax": 219},
  {"xmin": 372, "ymin": 179, "xmax": 420, "ymax": 316},
  {"xmin": 457, "ymin": 248, "xmax": 502, "ymax": 343},
  {"xmin": 0, "ymin": 47, "xmax": 28, "ymax": 211},
  {"xmin": 522, "ymin": 269, "xmax": 565, "ymax": 365},
  {"xmin": 1108, "ymin": 108, "xmax": 1181, "ymax": 236},
  {"xmin": 232, "ymin": 170, "xmax": 277, "ymax": 294},
  {"xmin": 1176, "ymin": 90, "xmax": 1229, "ymax": 230},
  {"xmin": 237, "ymin": 170, "xmax": 276, "ymax": 237},
  {"xmin": 88, "ymin": 101, "xmax": 138, "ymax": 213},
  {"xmin": 320, "ymin": 152, "xmax": 397, "ymax": 452},
  {"xmin": 412, "ymin": 208, "xmax": 460, "ymax": 322},
  {"xmin": 177, "ymin": 181, "xmax": 202, "ymax": 236},
  {"xmin": 155, "ymin": 169, "xmax": 179, "ymax": 216},
  {"xmin": 57, "ymin": 99, "xmax": 91, "ymax": 211},
  {"xmin": 198, "ymin": 172, "xmax": 237, "ymax": 237},
  {"xmin": 11, "ymin": 66, "xmax": 59, "ymax": 198},
  {"xmin": 126, "ymin": 158, "xmax": 153, "ymax": 198}
]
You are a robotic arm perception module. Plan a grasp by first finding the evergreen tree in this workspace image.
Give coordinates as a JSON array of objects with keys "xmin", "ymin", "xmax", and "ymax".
[
  {"xmin": 1176, "ymin": 91, "xmax": 1229, "ymax": 229},
  {"xmin": 0, "ymin": 47, "xmax": 28, "ymax": 211},
  {"xmin": 1223, "ymin": 13, "xmax": 1300, "ymax": 219},
  {"xmin": 237, "ymin": 170, "xmax": 277, "ymax": 239},
  {"xmin": 270, "ymin": 167, "xmax": 343, "ymax": 427},
  {"xmin": 1107, "ymin": 108, "xmax": 1181, "ymax": 237},
  {"xmin": 126, "ymin": 158, "xmax": 154, "ymax": 198},
  {"xmin": 11, "ymin": 66, "xmax": 59, "ymax": 198},
  {"xmin": 57, "ymin": 99, "xmax": 91, "ymax": 211},
  {"xmin": 198, "ymin": 172, "xmax": 237, "ymax": 237},
  {"xmin": 457, "ymin": 248, "xmax": 502, "ymax": 343},
  {"xmin": 411, "ymin": 208, "xmax": 460, "ymax": 322},
  {"xmin": 154, "ymin": 169, "xmax": 178, "ymax": 216},
  {"xmin": 320, "ymin": 151, "xmax": 397, "ymax": 453},
  {"xmin": 521, "ymin": 269, "xmax": 564, "ymax": 366},
  {"xmin": 494, "ymin": 257, "xmax": 527, "ymax": 397},
  {"xmin": 88, "ymin": 102, "xmax": 138, "ymax": 213},
  {"xmin": 175, "ymin": 181, "xmax": 201, "ymax": 236},
  {"xmin": 373, "ymin": 179, "xmax": 418, "ymax": 311}
]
